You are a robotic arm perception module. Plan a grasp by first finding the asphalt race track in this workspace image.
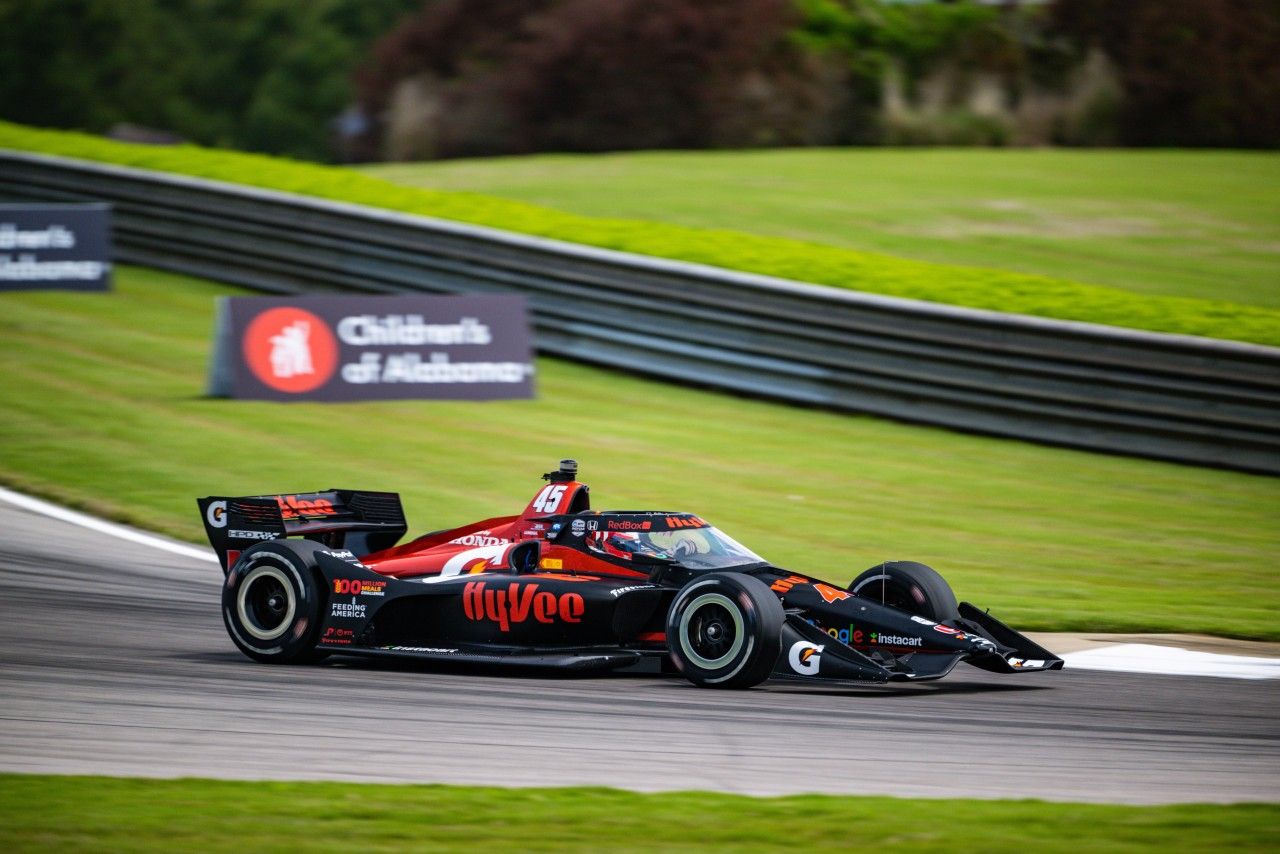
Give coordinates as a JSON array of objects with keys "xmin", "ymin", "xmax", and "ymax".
[{"xmin": 1, "ymin": 500, "xmax": 1277, "ymax": 804}]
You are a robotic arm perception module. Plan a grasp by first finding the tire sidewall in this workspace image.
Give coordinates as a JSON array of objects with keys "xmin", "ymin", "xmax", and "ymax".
[
  {"xmin": 666, "ymin": 573, "xmax": 783, "ymax": 689},
  {"xmin": 849, "ymin": 560, "xmax": 960, "ymax": 623},
  {"xmin": 222, "ymin": 541, "xmax": 325, "ymax": 663}
]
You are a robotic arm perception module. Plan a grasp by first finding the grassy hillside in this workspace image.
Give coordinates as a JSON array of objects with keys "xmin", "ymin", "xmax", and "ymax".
[
  {"xmin": 3, "ymin": 775, "xmax": 1276, "ymax": 852},
  {"xmin": 364, "ymin": 148, "xmax": 1280, "ymax": 309},
  {"xmin": 1, "ymin": 266, "xmax": 1277, "ymax": 639},
  {"xmin": 3, "ymin": 121, "xmax": 1279, "ymax": 346}
]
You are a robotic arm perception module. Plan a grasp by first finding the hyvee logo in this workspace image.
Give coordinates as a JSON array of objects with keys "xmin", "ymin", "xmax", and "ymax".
[
  {"xmin": 770, "ymin": 574, "xmax": 807, "ymax": 594},
  {"xmin": 242, "ymin": 306, "xmax": 339, "ymax": 393},
  {"xmin": 276, "ymin": 494, "xmax": 337, "ymax": 519},
  {"xmin": 462, "ymin": 581, "xmax": 584, "ymax": 632}
]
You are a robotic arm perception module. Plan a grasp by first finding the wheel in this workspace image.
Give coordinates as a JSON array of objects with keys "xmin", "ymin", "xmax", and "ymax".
[
  {"xmin": 222, "ymin": 540, "xmax": 330, "ymax": 664},
  {"xmin": 666, "ymin": 572, "xmax": 784, "ymax": 689},
  {"xmin": 848, "ymin": 560, "xmax": 959, "ymax": 622}
]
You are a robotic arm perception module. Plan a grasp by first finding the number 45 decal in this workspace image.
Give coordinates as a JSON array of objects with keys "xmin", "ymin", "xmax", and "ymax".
[{"xmin": 532, "ymin": 484, "xmax": 567, "ymax": 514}]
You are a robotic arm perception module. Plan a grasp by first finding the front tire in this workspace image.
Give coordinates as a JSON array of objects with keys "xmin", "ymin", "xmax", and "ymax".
[
  {"xmin": 222, "ymin": 540, "xmax": 329, "ymax": 664},
  {"xmin": 666, "ymin": 572, "xmax": 784, "ymax": 689},
  {"xmin": 849, "ymin": 560, "xmax": 960, "ymax": 623}
]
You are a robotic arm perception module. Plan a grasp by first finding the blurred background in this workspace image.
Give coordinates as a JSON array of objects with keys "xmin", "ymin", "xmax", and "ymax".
[
  {"xmin": 1, "ymin": 3, "xmax": 1278, "ymax": 841},
  {"xmin": 3, "ymin": 0, "xmax": 1276, "ymax": 163}
]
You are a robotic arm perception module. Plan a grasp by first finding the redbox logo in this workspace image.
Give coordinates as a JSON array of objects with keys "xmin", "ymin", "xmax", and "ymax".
[{"xmin": 242, "ymin": 306, "xmax": 338, "ymax": 393}]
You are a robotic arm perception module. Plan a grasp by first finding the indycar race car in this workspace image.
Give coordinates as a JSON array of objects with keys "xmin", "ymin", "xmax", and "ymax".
[{"xmin": 199, "ymin": 460, "xmax": 1061, "ymax": 689}]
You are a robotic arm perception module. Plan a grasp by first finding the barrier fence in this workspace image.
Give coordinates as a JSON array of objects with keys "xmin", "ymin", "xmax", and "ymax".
[{"xmin": 2, "ymin": 150, "xmax": 1277, "ymax": 474}]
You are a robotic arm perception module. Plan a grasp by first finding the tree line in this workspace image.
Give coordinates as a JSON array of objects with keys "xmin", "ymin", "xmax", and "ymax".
[{"xmin": 1, "ymin": 0, "xmax": 1276, "ymax": 162}]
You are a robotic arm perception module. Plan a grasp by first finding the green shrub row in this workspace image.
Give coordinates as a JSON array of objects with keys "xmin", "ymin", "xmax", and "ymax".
[{"xmin": 4, "ymin": 120, "xmax": 1277, "ymax": 346}]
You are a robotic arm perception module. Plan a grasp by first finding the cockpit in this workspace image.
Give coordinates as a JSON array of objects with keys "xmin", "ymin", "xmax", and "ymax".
[{"xmin": 584, "ymin": 522, "xmax": 765, "ymax": 570}]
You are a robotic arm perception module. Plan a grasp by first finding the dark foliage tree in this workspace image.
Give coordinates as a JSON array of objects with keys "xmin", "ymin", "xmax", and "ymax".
[
  {"xmin": 0, "ymin": 0, "xmax": 419, "ymax": 160},
  {"xmin": 1050, "ymin": 0, "xmax": 1280, "ymax": 147}
]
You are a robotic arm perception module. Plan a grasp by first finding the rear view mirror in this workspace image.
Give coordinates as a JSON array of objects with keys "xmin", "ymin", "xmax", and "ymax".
[{"xmin": 509, "ymin": 540, "xmax": 542, "ymax": 574}]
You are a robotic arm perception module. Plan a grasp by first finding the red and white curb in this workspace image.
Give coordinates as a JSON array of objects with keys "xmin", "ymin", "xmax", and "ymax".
[{"xmin": 1, "ymin": 485, "xmax": 1274, "ymax": 679}]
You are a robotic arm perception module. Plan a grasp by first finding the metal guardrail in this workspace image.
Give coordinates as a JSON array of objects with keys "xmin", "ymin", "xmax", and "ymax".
[{"xmin": 2, "ymin": 149, "xmax": 1278, "ymax": 475}]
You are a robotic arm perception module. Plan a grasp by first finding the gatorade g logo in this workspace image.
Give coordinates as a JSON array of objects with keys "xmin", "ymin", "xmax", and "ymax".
[
  {"xmin": 242, "ymin": 306, "xmax": 338, "ymax": 393},
  {"xmin": 205, "ymin": 500, "xmax": 227, "ymax": 529},
  {"xmin": 463, "ymin": 581, "xmax": 584, "ymax": 631},
  {"xmin": 788, "ymin": 641, "xmax": 823, "ymax": 676}
]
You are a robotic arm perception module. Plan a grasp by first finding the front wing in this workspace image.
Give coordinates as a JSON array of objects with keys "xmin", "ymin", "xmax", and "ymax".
[{"xmin": 767, "ymin": 580, "xmax": 1063, "ymax": 684}]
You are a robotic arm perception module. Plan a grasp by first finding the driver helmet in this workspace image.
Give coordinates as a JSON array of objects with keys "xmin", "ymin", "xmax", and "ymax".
[
  {"xmin": 586, "ymin": 530, "xmax": 648, "ymax": 560},
  {"xmin": 585, "ymin": 530, "xmax": 708, "ymax": 561}
]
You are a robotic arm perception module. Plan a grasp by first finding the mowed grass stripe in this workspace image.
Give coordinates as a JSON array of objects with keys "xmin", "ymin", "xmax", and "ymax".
[
  {"xmin": 4, "ymin": 121, "xmax": 1280, "ymax": 346},
  {"xmin": 0, "ymin": 775, "xmax": 1276, "ymax": 853},
  {"xmin": 1, "ymin": 266, "xmax": 1277, "ymax": 638},
  {"xmin": 364, "ymin": 148, "xmax": 1280, "ymax": 309}
]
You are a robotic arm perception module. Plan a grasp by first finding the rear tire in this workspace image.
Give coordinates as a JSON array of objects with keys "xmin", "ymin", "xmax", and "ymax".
[
  {"xmin": 849, "ymin": 561, "xmax": 960, "ymax": 623},
  {"xmin": 666, "ymin": 572, "xmax": 784, "ymax": 689},
  {"xmin": 222, "ymin": 540, "xmax": 330, "ymax": 664}
]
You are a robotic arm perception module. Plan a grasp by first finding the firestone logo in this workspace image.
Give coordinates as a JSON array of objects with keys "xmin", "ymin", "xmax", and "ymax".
[{"xmin": 243, "ymin": 306, "xmax": 339, "ymax": 393}]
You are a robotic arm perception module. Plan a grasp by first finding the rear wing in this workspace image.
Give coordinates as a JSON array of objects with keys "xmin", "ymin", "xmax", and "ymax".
[{"xmin": 197, "ymin": 490, "xmax": 407, "ymax": 573}]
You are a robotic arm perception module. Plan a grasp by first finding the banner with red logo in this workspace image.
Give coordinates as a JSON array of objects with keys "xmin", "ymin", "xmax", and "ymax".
[{"xmin": 207, "ymin": 294, "xmax": 536, "ymax": 401}]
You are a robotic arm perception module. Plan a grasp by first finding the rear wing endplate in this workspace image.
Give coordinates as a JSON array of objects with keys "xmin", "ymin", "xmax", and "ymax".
[{"xmin": 197, "ymin": 490, "xmax": 407, "ymax": 572}]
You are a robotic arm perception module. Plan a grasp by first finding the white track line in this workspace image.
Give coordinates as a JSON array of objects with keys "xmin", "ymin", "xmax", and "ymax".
[
  {"xmin": 1, "ymin": 485, "xmax": 1275, "ymax": 679},
  {"xmin": 1062, "ymin": 644, "xmax": 1280, "ymax": 680},
  {"xmin": 0, "ymin": 485, "xmax": 216, "ymax": 563}
]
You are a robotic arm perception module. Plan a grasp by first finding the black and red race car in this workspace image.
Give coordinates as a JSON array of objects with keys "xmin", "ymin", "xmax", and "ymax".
[{"xmin": 198, "ymin": 460, "xmax": 1061, "ymax": 689}]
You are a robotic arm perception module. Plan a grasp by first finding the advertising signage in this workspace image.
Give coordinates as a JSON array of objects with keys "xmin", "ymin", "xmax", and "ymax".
[
  {"xmin": 208, "ymin": 294, "xmax": 536, "ymax": 401},
  {"xmin": 0, "ymin": 203, "xmax": 112, "ymax": 291}
]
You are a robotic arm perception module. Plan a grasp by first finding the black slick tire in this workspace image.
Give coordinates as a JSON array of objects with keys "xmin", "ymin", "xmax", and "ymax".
[
  {"xmin": 222, "ymin": 540, "xmax": 330, "ymax": 664},
  {"xmin": 849, "ymin": 560, "xmax": 960, "ymax": 622},
  {"xmin": 666, "ymin": 572, "xmax": 784, "ymax": 689}
]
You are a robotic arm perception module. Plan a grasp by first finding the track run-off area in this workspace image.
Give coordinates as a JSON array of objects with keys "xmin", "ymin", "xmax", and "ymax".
[{"xmin": 1, "ymin": 491, "xmax": 1277, "ymax": 805}]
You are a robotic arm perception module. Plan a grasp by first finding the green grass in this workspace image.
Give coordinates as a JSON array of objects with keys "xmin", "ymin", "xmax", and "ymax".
[
  {"xmin": 1, "ymin": 775, "xmax": 1276, "ymax": 852},
  {"xmin": 2, "ymin": 266, "xmax": 1278, "ymax": 639},
  {"xmin": 4, "ymin": 121, "xmax": 1280, "ymax": 346},
  {"xmin": 364, "ymin": 148, "xmax": 1280, "ymax": 310}
]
